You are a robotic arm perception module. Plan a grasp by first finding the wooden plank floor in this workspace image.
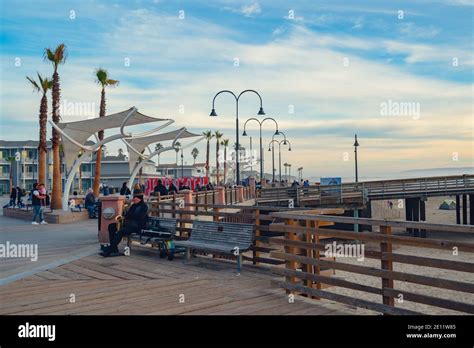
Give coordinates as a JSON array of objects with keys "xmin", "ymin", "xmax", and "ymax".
[{"xmin": 0, "ymin": 245, "xmax": 360, "ymax": 315}]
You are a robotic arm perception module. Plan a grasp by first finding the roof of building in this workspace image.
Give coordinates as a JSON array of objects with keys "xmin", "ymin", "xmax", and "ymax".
[{"xmin": 157, "ymin": 162, "xmax": 206, "ymax": 168}]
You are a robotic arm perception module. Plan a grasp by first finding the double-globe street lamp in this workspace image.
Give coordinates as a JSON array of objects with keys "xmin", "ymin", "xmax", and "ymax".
[
  {"xmin": 210, "ymin": 90, "xmax": 265, "ymax": 185},
  {"xmin": 270, "ymin": 131, "xmax": 287, "ymax": 183},
  {"xmin": 242, "ymin": 117, "xmax": 279, "ymax": 182},
  {"xmin": 268, "ymin": 139, "xmax": 291, "ymax": 184}
]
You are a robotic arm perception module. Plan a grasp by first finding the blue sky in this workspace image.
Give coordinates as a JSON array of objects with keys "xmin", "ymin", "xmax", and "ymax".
[{"xmin": 0, "ymin": 0, "xmax": 473, "ymax": 179}]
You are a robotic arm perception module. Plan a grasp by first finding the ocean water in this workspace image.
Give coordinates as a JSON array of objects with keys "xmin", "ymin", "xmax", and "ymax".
[{"xmin": 308, "ymin": 167, "xmax": 474, "ymax": 183}]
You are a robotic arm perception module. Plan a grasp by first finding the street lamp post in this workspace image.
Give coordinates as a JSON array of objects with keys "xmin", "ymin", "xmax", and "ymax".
[
  {"xmin": 268, "ymin": 139, "xmax": 291, "ymax": 184},
  {"xmin": 181, "ymin": 148, "xmax": 184, "ymax": 178},
  {"xmin": 242, "ymin": 117, "xmax": 279, "ymax": 182},
  {"xmin": 249, "ymin": 136, "xmax": 253, "ymax": 176},
  {"xmin": 270, "ymin": 131, "xmax": 287, "ymax": 183},
  {"xmin": 210, "ymin": 90, "xmax": 265, "ymax": 185},
  {"xmin": 354, "ymin": 134, "xmax": 360, "ymax": 183},
  {"xmin": 353, "ymin": 134, "xmax": 360, "ymax": 233}
]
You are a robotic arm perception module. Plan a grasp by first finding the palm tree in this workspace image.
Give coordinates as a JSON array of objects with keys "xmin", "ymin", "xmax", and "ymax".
[
  {"xmin": 221, "ymin": 139, "xmax": 229, "ymax": 185},
  {"xmin": 191, "ymin": 147, "xmax": 199, "ymax": 164},
  {"xmin": 7, "ymin": 156, "xmax": 15, "ymax": 194},
  {"xmin": 203, "ymin": 131, "xmax": 214, "ymax": 180},
  {"xmin": 44, "ymin": 43, "xmax": 66, "ymax": 209},
  {"xmin": 214, "ymin": 131, "xmax": 223, "ymax": 185},
  {"xmin": 92, "ymin": 68, "xmax": 119, "ymax": 197},
  {"xmin": 26, "ymin": 73, "xmax": 52, "ymax": 187},
  {"xmin": 155, "ymin": 143, "xmax": 163, "ymax": 165},
  {"xmin": 174, "ymin": 141, "xmax": 181, "ymax": 164},
  {"xmin": 233, "ymin": 142, "xmax": 245, "ymax": 183}
]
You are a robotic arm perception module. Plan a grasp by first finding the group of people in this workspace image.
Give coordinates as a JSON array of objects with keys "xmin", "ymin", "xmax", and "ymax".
[{"xmin": 5, "ymin": 186, "xmax": 27, "ymax": 208}]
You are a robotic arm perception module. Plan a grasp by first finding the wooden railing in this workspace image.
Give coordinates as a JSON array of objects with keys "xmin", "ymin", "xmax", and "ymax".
[
  {"xmin": 258, "ymin": 184, "xmax": 365, "ymax": 207},
  {"xmin": 258, "ymin": 174, "xmax": 474, "ymax": 205},
  {"xmin": 146, "ymin": 186, "xmax": 255, "ymax": 206},
  {"xmin": 265, "ymin": 211, "xmax": 474, "ymax": 315}
]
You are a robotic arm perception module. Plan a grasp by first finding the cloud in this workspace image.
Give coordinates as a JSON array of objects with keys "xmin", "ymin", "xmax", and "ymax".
[
  {"xmin": 240, "ymin": 2, "xmax": 261, "ymax": 17},
  {"xmin": 398, "ymin": 22, "xmax": 440, "ymax": 39},
  {"xmin": 1, "ymin": 4, "xmax": 472, "ymax": 178}
]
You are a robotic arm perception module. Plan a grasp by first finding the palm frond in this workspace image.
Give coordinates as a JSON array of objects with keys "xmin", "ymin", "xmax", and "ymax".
[
  {"xmin": 95, "ymin": 68, "xmax": 108, "ymax": 86},
  {"xmin": 106, "ymin": 79, "xmax": 120, "ymax": 87},
  {"xmin": 26, "ymin": 76, "xmax": 40, "ymax": 93}
]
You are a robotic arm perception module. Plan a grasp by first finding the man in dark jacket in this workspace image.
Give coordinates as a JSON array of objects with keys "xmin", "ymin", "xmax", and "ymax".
[
  {"xmin": 84, "ymin": 188, "xmax": 96, "ymax": 218},
  {"xmin": 101, "ymin": 193, "xmax": 148, "ymax": 257},
  {"xmin": 153, "ymin": 179, "xmax": 168, "ymax": 196},
  {"xmin": 119, "ymin": 182, "xmax": 131, "ymax": 196}
]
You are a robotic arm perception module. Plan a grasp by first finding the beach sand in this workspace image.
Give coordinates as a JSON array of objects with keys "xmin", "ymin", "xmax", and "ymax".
[{"xmin": 322, "ymin": 196, "xmax": 473, "ymax": 315}]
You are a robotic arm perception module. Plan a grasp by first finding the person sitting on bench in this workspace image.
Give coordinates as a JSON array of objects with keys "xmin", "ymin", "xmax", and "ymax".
[{"xmin": 101, "ymin": 192, "xmax": 148, "ymax": 257}]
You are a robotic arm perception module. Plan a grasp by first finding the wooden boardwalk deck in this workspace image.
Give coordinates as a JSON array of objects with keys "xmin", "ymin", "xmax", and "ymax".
[{"xmin": 0, "ymin": 245, "xmax": 360, "ymax": 315}]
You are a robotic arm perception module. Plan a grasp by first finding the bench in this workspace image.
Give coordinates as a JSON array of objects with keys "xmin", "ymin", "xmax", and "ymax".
[
  {"xmin": 127, "ymin": 217, "xmax": 181, "ymax": 260},
  {"xmin": 174, "ymin": 220, "xmax": 255, "ymax": 272}
]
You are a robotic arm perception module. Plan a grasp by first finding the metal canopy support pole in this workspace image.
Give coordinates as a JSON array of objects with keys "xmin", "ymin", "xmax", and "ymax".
[
  {"xmin": 462, "ymin": 194, "xmax": 468, "ymax": 225},
  {"xmin": 353, "ymin": 208, "xmax": 359, "ymax": 233},
  {"xmin": 420, "ymin": 199, "xmax": 426, "ymax": 238},
  {"xmin": 405, "ymin": 198, "xmax": 413, "ymax": 234},
  {"xmin": 456, "ymin": 195, "xmax": 461, "ymax": 224},
  {"xmin": 470, "ymin": 195, "xmax": 474, "ymax": 225},
  {"xmin": 413, "ymin": 198, "xmax": 420, "ymax": 237}
]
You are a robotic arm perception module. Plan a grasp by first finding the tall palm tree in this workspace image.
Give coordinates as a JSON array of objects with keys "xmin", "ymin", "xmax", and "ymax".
[
  {"xmin": 233, "ymin": 142, "xmax": 245, "ymax": 183},
  {"xmin": 92, "ymin": 68, "xmax": 119, "ymax": 197},
  {"xmin": 26, "ymin": 73, "xmax": 52, "ymax": 187},
  {"xmin": 203, "ymin": 131, "xmax": 214, "ymax": 180},
  {"xmin": 214, "ymin": 131, "xmax": 223, "ymax": 185},
  {"xmin": 221, "ymin": 139, "xmax": 229, "ymax": 185},
  {"xmin": 191, "ymin": 147, "xmax": 199, "ymax": 164},
  {"xmin": 7, "ymin": 156, "xmax": 15, "ymax": 194},
  {"xmin": 154, "ymin": 143, "xmax": 163, "ymax": 165},
  {"xmin": 44, "ymin": 43, "xmax": 66, "ymax": 209},
  {"xmin": 174, "ymin": 141, "xmax": 181, "ymax": 164}
]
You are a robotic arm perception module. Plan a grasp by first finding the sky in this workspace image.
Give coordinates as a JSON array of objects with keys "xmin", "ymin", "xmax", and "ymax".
[{"xmin": 0, "ymin": 0, "xmax": 473, "ymax": 180}]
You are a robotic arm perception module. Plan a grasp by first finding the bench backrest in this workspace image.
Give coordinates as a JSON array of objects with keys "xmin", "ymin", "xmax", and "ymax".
[
  {"xmin": 145, "ymin": 217, "xmax": 177, "ymax": 234},
  {"xmin": 190, "ymin": 220, "xmax": 254, "ymax": 249}
]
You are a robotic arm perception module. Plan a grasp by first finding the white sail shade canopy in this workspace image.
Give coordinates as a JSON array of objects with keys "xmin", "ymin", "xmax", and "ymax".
[
  {"xmin": 125, "ymin": 128, "xmax": 201, "ymax": 173},
  {"xmin": 57, "ymin": 107, "xmax": 169, "ymax": 170}
]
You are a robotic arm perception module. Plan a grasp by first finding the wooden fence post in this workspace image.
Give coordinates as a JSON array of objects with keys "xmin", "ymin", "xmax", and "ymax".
[
  {"xmin": 172, "ymin": 193, "xmax": 176, "ymax": 219},
  {"xmin": 253, "ymin": 209, "xmax": 260, "ymax": 265},
  {"xmin": 380, "ymin": 225, "xmax": 395, "ymax": 308}
]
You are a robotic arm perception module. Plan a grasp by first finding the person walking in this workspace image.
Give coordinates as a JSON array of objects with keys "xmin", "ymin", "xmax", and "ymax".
[
  {"xmin": 31, "ymin": 183, "xmax": 47, "ymax": 225},
  {"xmin": 16, "ymin": 186, "xmax": 25, "ymax": 208},
  {"xmin": 9, "ymin": 186, "xmax": 17, "ymax": 207}
]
